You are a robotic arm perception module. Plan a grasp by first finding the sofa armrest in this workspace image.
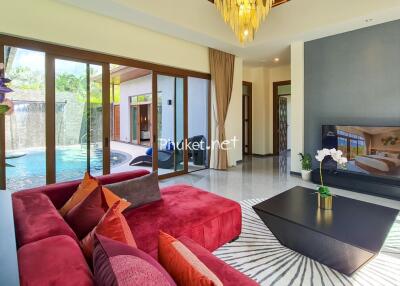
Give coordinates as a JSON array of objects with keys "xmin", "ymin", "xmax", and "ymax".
[
  {"xmin": 0, "ymin": 191, "xmax": 20, "ymax": 286},
  {"xmin": 14, "ymin": 170, "xmax": 150, "ymax": 209},
  {"xmin": 178, "ymin": 236, "xmax": 258, "ymax": 286}
]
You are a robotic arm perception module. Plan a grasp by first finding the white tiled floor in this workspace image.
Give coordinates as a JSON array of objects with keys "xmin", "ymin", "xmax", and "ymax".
[{"xmin": 160, "ymin": 155, "xmax": 400, "ymax": 210}]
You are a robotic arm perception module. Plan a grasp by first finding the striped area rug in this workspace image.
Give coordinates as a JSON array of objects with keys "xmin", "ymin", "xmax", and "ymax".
[{"xmin": 214, "ymin": 199, "xmax": 400, "ymax": 286}]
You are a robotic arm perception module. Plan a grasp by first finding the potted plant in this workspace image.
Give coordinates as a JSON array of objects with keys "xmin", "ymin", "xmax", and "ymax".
[
  {"xmin": 0, "ymin": 64, "xmax": 14, "ymax": 116},
  {"xmin": 298, "ymin": 153, "xmax": 312, "ymax": 181},
  {"xmin": 315, "ymin": 148, "xmax": 347, "ymax": 210}
]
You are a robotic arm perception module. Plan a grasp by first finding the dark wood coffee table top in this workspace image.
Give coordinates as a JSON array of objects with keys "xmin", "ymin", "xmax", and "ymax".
[{"xmin": 253, "ymin": 186, "xmax": 399, "ymax": 254}]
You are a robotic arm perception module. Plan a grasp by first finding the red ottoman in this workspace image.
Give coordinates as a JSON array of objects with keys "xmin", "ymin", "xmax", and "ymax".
[{"xmin": 125, "ymin": 184, "xmax": 242, "ymax": 256}]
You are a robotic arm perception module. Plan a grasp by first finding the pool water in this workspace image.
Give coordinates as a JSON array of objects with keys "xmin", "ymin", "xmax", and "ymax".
[{"xmin": 6, "ymin": 146, "xmax": 130, "ymax": 192}]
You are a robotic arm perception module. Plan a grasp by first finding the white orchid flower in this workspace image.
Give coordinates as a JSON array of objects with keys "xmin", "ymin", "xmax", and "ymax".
[
  {"xmin": 329, "ymin": 148, "xmax": 337, "ymax": 155},
  {"xmin": 338, "ymin": 157, "xmax": 348, "ymax": 165},
  {"xmin": 331, "ymin": 150, "xmax": 341, "ymax": 162},
  {"xmin": 315, "ymin": 148, "xmax": 347, "ymax": 190},
  {"xmin": 315, "ymin": 150, "xmax": 327, "ymax": 162}
]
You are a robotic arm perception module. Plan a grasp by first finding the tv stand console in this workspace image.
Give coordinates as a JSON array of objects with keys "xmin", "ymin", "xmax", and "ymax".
[{"xmin": 311, "ymin": 169, "xmax": 400, "ymax": 201}]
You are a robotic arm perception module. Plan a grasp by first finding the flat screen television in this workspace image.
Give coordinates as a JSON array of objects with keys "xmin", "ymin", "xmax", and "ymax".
[{"xmin": 322, "ymin": 125, "xmax": 400, "ymax": 179}]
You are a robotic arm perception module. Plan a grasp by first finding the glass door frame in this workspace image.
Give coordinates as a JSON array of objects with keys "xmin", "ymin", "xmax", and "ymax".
[
  {"xmin": 45, "ymin": 54, "xmax": 110, "ymax": 184},
  {"xmin": 152, "ymin": 71, "xmax": 188, "ymax": 179},
  {"xmin": 0, "ymin": 34, "xmax": 210, "ymax": 190}
]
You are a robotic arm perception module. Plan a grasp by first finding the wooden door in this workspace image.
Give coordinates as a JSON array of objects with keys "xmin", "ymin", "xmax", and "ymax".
[
  {"xmin": 242, "ymin": 81, "xmax": 252, "ymax": 155},
  {"xmin": 113, "ymin": 105, "xmax": 120, "ymax": 141}
]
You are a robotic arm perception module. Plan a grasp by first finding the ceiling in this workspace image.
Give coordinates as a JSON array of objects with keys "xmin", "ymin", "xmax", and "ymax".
[
  {"xmin": 352, "ymin": 127, "xmax": 400, "ymax": 135},
  {"xmin": 59, "ymin": 0, "xmax": 400, "ymax": 67}
]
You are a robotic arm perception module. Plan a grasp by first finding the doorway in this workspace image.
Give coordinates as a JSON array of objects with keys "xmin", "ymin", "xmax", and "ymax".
[
  {"xmin": 242, "ymin": 81, "xmax": 252, "ymax": 155},
  {"xmin": 273, "ymin": 81, "xmax": 291, "ymax": 155}
]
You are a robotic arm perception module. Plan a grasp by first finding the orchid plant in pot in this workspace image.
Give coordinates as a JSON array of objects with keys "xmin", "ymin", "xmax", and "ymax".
[{"xmin": 315, "ymin": 148, "xmax": 347, "ymax": 210}]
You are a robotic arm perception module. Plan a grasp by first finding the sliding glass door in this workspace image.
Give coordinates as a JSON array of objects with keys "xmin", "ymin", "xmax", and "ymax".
[
  {"xmin": 54, "ymin": 59, "xmax": 104, "ymax": 182},
  {"xmin": 154, "ymin": 74, "xmax": 186, "ymax": 177},
  {"xmin": 0, "ymin": 36, "xmax": 212, "ymax": 191},
  {"xmin": 187, "ymin": 77, "xmax": 210, "ymax": 172},
  {"xmin": 3, "ymin": 46, "xmax": 47, "ymax": 191}
]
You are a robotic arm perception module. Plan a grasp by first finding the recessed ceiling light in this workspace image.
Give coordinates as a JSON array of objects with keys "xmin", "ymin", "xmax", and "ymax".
[
  {"xmin": 274, "ymin": 58, "xmax": 280, "ymax": 62},
  {"xmin": 365, "ymin": 18, "xmax": 373, "ymax": 23}
]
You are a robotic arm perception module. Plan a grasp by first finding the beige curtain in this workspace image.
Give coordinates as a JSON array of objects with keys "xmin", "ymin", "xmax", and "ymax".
[{"xmin": 209, "ymin": 48, "xmax": 235, "ymax": 170}]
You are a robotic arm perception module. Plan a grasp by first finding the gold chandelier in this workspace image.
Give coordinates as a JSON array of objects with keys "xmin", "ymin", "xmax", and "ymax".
[{"xmin": 214, "ymin": 0, "xmax": 273, "ymax": 43}]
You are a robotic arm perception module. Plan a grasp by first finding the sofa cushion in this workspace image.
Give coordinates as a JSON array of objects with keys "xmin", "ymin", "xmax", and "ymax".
[
  {"xmin": 102, "ymin": 187, "xmax": 131, "ymax": 211},
  {"xmin": 64, "ymin": 185, "xmax": 107, "ymax": 239},
  {"xmin": 81, "ymin": 201, "xmax": 137, "ymax": 261},
  {"xmin": 59, "ymin": 172, "xmax": 100, "ymax": 216},
  {"xmin": 124, "ymin": 185, "xmax": 242, "ymax": 256},
  {"xmin": 12, "ymin": 192, "xmax": 77, "ymax": 247},
  {"xmin": 93, "ymin": 235, "xmax": 176, "ymax": 286},
  {"xmin": 15, "ymin": 170, "xmax": 150, "ymax": 210},
  {"xmin": 158, "ymin": 231, "xmax": 222, "ymax": 286},
  {"xmin": 178, "ymin": 236, "xmax": 259, "ymax": 286},
  {"xmin": 105, "ymin": 172, "xmax": 161, "ymax": 210},
  {"xmin": 18, "ymin": 235, "xmax": 94, "ymax": 286}
]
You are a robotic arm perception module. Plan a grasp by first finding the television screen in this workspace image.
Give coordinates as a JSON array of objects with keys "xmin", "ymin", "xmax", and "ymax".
[{"xmin": 322, "ymin": 125, "xmax": 400, "ymax": 179}]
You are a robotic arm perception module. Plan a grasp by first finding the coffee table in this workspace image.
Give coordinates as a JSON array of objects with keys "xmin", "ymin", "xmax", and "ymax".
[{"xmin": 253, "ymin": 186, "xmax": 399, "ymax": 275}]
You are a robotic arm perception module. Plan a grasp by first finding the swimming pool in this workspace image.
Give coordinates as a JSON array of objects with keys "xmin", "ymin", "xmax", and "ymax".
[{"xmin": 6, "ymin": 146, "xmax": 131, "ymax": 192}]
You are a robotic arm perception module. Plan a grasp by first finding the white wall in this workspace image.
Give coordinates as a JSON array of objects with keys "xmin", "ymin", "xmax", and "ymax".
[
  {"xmin": 119, "ymin": 75, "xmax": 152, "ymax": 142},
  {"xmin": 242, "ymin": 65, "xmax": 291, "ymax": 155},
  {"xmin": 120, "ymin": 75, "xmax": 189, "ymax": 148},
  {"xmin": 2, "ymin": 0, "xmax": 209, "ymax": 73},
  {"xmin": 226, "ymin": 57, "xmax": 243, "ymax": 166},
  {"xmin": 243, "ymin": 66, "xmax": 268, "ymax": 155},
  {"xmin": 290, "ymin": 42, "xmax": 305, "ymax": 172},
  {"xmin": 188, "ymin": 77, "xmax": 209, "ymax": 139}
]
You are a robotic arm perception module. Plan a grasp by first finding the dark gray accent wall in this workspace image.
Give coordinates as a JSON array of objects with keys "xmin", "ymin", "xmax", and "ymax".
[{"xmin": 304, "ymin": 20, "xmax": 400, "ymax": 164}]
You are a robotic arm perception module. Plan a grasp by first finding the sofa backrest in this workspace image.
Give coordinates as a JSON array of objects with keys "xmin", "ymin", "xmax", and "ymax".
[{"xmin": 12, "ymin": 170, "xmax": 150, "ymax": 209}]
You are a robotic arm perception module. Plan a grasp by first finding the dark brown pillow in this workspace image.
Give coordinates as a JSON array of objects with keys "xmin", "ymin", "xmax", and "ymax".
[
  {"xmin": 64, "ymin": 185, "xmax": 107, "ymax": 239},
  {"xmin": 104, "ymin": 172, "xmax": 161, "ymax": 210}
]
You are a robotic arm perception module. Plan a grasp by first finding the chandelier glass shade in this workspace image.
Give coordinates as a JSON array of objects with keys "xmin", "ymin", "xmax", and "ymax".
[{"xmin": 214, "ymin": 0, "xmax": 273, "ymax": 43}]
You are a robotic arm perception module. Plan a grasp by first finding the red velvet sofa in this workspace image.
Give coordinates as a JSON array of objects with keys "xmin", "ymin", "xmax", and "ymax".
[{"xmin": 11, "ymin": 170, "xmax": 258, "ymax": 286}]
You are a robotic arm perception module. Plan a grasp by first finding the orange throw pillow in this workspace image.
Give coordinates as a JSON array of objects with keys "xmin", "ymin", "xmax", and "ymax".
[
  {"xmin": 81, "ymin": 201, "xmax": 136, "ymax": 260},
  {"xmin": 59, "ymin": 172, "xmax": 99, "ymax": 216},
  {"xmin": 102, "ymin": 187, "xmax": 131, "ymax": 212},
  {"xmin": 158, "ymin": 231, "xmax": 223, "ymax": 286}
]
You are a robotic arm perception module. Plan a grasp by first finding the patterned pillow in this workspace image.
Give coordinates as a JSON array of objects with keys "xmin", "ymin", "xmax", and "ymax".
[
  {"xmin": 158, "ymin": 231, "xmax": 223, "ymax": 286},
  {"xmin": 93, "ymin": 234, "xmax": 176, "ymax": 286}
]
